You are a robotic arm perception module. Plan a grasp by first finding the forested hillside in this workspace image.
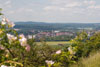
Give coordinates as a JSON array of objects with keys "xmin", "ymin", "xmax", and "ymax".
[{"xmin": 15, "ymin": 22, "xmax": 100, "ymax": 31}]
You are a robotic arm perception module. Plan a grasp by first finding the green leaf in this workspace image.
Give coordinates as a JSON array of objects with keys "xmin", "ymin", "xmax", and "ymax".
[
  {"xmin": 0, "ymin": 13, "xmax": 3, "ymax": 15},
  {"xmin": 0, "ymin": 8, "xmax": 2, "ymax": 11},
  {"xmin": 13, "ymin": 58, "xmax": 18, "ymax": 61},
  {"xmin": 0, "ymin": 8, "xmax": 3, "ymax": 15}
]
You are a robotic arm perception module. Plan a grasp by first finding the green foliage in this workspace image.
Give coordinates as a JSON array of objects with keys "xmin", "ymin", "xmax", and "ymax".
[
  {"xmin": 0, "ymin": 8, "xmax": 3, "ymax": 15},
  {"xmin": 70, "ymin": 51, "xmax": 100, "ymax": 67}
]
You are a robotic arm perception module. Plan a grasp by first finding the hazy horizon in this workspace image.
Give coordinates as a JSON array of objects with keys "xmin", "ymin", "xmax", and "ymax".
[
  {"xmin": 0, "ymin": 0, "xmax": 100, "ymax": 23},
  {"xmin": 14, "ymin": 21, "xmax": 100, "ymax": 24}
]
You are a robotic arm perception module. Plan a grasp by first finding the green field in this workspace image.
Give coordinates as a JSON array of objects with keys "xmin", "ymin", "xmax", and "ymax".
[
  {"xmin": 36, "ymin": 41, "xmax": 71, "ymax": 49},
  {"xmin": 36, "ymin": 41, "xmax": 71, "ymax": 45}
]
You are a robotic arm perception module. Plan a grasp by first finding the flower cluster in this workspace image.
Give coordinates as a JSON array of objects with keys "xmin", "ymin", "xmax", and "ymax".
[
  {"xmin": 56, "ymin": 50, "xmax": 61, "ymax": 54},
  {"xmin": 1, "ymin": 17, "xmax": 6, "ymax": 25},
  {"xmin": 1, "ymin": 65, "xmax": 7, "ymax": 67},
  {"xmin": 19, "ymin": 34, "xmax": 27, "ymax": 47},
  {"xmin": 45, "ymin": 60, "xmax": 54, "ymax": 65},
  {"xmin": 1, "ymin": 16, "xmax": 15, "ymax": 28},
  {"xmin": 19, "ymin": 34, "xmax": 30, "ymax": 51},
  {"xmin": 1, "ymin": 16, "xmax": 31, "ymax": 52},
  {"xmin": 7, "ymin": 34, "xmax": 17, "ymax": 44}
]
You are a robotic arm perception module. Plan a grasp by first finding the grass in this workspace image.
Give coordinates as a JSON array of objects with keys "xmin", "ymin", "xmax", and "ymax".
[
  {"xmin": 36, "ymin": 41, "xmax": 71, "ymax": 45},
  {"xmin": 35, "ymin": 41, "xmax": 71, "ymax": 50},
  {"xmin": 70, "ymin": 51, "xmax": 100, "ymax": 67}
]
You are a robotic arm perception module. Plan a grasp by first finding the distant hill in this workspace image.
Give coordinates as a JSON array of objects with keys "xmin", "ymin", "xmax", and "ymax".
[{"xmin": 14, "ymin": 21, "xmax": 100, "ymax": 31}]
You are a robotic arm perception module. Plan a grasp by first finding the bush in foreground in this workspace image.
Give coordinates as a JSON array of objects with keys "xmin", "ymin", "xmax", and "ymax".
[{"xmin": 70, "ymin": 51, "xmax": 100, "ymax": 67}]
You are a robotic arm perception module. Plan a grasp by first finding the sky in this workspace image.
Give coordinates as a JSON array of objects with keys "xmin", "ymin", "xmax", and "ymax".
[{"xmin": 0, "ymin": 0, "xmax": 100, "ymax": 23}]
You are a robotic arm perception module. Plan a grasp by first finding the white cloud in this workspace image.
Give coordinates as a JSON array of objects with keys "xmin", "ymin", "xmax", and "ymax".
[
  {"xmin": 4, "ymin": 0, "xmax": 11, "ymax": 5},
  {"xmin": 16, "ymin": 8, "xmax": 34, "ymax": 13},
  {"xmin": 51, "ymin": 0, "xmax": 68, "ymax": 5},
  {"xmin": 44, "ymin": 6, "xmax": 60, "ymax": 11},
  {"xmin": 1, "ymin": 0, "xmax": 100, "ymax": 23},
  {"xmin": 44, "ymin": 0, "xmax": 82, "ymax": 11},
  {"xmin": 65, "ymin": 2, "xmax": 81, "ymax": 8},
  {"xmin": 8, "ymin": 11, "xmax": 15, "ymax": 14},
  {"xmin": 44, "ymin": 0, "xmax": 99, "ymax": 12},
  {"xmin": 84, "ymin": 0, "xmax": 96, "ymax": 5},
  {"xmin": 0, "ymin": 0, "xmax": 12, "ymax": 8},
  {"xmin": 42, "ymin": 0, "xmax": 100, "ymax": 22},
  {"xmin": 88, "ymin": 5, "xmax": 100, "ymax": 9}
]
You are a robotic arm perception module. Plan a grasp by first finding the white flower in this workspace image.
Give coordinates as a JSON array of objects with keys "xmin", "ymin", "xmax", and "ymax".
[
  {"xmin": 19, "ymin": 38, "xmax": 27, "ymax": 46},
  {"xmin": 68, "ymin": 47, "xmax": 71, "ymax": 51},
  {"xmin": 25, "ymin": 45, "xmax": 31, "ymax": 52},
  {"xmin": 1, "ymin": 16, "xmax": 15, "ymax": 27},
  {"xmin": 8, "ymin": 22, "xmax": 15, "ymax": 28},
  {"xmin": 5, "ymin": 18, "xmax": 9, "ymax": 23},
  {"xmin": 19, "ymin": 34, "xmax": 25, "ymax": 38},
  {"xmin": 68, "ymin": 47, "xmax": 73, "ymax": 54},
  {"xmin": 1, "ymin": 16, "xmax": 7, "ymax": 25},
  {"xmin": 19, "ymin": 34, "xmax": 27, "ymax": 46},
  {"xmin": 7, "ymin": 34, "xmax": 17, "ymax": 44},
  {"xmin": 7, "ymin": 34, "xmax": 17, "ymax": 41},
  {"xmin": 1, "ymin": 21, "xmax": 6, "ymax": 25},
  {"xmin": 45, "ymin": 60, "xmax": 54, "ymax": 65},
  {"xmin": 2, "ymin": 17, "xmax": 6, "ymax": 22},
  {"xmin": 56, "ymin": 50, "xmax": 61, "ymax": 54},
  {"xmin": 68, "ymin": 47, "xmax": 76, "ymax": 54},
  {"xmin": 1, "ymin": 65, "xmax": 7, "ymax": 67},
  {"xmin": 0, "ymin": 46, "xmax": 4, "ymax": 50}
]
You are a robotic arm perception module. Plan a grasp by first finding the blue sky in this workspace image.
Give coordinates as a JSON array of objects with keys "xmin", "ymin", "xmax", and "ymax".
[{"xmin": 0, "ymin": 0, "xmax": 100, "ymax": 23}]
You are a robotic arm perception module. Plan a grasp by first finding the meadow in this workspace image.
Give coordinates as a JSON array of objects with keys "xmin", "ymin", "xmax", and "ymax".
[
  {"xmin": 36, "ymin": 41, "xmax": 71, "ymax": 45},
  {"xmin": 36, "ymin": 41, "xmax": 71, "ymax": 49}
]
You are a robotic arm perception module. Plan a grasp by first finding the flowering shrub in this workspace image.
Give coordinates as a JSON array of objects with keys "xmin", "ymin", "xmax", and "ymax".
[
  {"xmin": 0, "ymin": 9, "xmax": 31, "ymax": 67},
  {"xmin": 0, "ymin": 9, "xmax": 80, "ymax": 67}
]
